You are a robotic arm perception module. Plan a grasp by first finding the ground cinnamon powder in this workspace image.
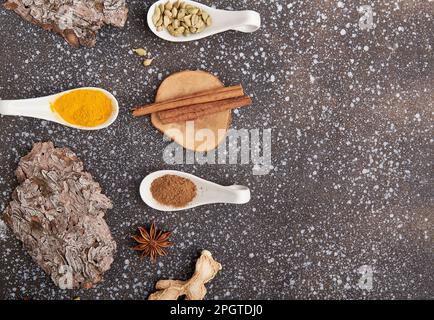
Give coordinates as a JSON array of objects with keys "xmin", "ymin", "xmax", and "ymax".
[{"xmin": 150, "ymin": 175, "xmax": 197, "ymax": 207}]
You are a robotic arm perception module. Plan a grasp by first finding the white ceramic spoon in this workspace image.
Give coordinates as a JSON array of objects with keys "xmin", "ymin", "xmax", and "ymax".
[
  {"xmin": 147, "ymin": 0, "xmax": 261, "ymax": 42},
  {"xmin": 140, "ymin": 170, "xmax": 251, "ymax": 211},
  {"xmin": 0, "ymin": 87, "xmax": 119, "ymax": 130}
]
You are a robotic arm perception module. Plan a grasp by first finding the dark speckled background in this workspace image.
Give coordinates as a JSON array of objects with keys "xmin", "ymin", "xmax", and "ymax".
[{"xmin": 0, "ymin": 0, "xmax": 433, "ymax": 299}]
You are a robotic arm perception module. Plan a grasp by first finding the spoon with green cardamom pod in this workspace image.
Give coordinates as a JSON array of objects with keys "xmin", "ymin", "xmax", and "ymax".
[{"xmin": 147, "ymin": 0, "xmax": 261, "ymax": 42}]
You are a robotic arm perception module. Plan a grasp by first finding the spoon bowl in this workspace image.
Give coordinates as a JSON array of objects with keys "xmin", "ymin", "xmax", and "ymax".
[
  {"xmin": 147, "ymin": 0, "xmax": 261, "ymax": 42},
  {"xmin": 0, "ymin": 87, "xmax": 119, "ymax": 130},
  {"xmin": 140, "ymin": 170, "xmax": 251, "ymax": 211}
]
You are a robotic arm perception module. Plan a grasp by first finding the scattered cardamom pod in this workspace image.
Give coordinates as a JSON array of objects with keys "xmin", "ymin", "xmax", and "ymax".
[
  {"xmin": 131, "ymin": 47, "xmax": 155, "ymax": 68},
  {"xmin": 143, "ymin": 58, "xmax": 154, "ymax": 67},
  {"xmin": 153, "ymin": 1, "xmax": 212, "ymax": 37},
  {"xmin": 133, "ymin": 48, "xmax": 147, "ymax": 56}
]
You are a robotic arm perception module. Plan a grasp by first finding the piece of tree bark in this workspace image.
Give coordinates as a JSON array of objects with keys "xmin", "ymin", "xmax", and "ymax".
[
  {"xmin": 2, "ymin": 142, "xmax": 116, "ymax": 289},
  {"xmin": 3, "ymin": 0, "xmax": 128, "ymax": 47}
]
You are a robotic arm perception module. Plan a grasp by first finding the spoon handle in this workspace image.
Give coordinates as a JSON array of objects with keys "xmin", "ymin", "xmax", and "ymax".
[
  {"xmin": 0, "ymin": 97, "xmax": 53, "ymax": 120},
  {"xmin": 227, "ymin": 10, "xmax": 261, "ymax": 33},
  {"xmin": 213, "ymin": 185, "xmax": 251, "ymax": 204}
]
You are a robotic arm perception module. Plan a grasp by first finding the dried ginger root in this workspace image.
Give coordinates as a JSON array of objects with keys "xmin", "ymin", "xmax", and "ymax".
[{"xmin": 148, "ymin": 250, "xmax": 222, "ymax": 300}]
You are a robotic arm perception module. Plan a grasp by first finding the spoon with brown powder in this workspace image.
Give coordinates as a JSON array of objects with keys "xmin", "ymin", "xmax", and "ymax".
[{"xmin": 139, "ymin": 170, "xmax": 251, "ymax": 212}]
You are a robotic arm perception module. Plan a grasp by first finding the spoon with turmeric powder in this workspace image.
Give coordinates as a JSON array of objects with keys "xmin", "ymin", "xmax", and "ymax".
[{"xmin": 0, "ymin": 87, "xmax": 119, "ymax": 130}]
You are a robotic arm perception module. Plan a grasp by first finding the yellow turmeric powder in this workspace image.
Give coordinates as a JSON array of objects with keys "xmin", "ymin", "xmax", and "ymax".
[{"xmin": 51, "ymin": 89, "xmax": 113, "ymax": 127}]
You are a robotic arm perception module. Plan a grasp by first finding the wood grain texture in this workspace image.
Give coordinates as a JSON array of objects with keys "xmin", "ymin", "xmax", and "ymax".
[{"xmin": 151, "ymin": 70, "xmax": 232, "ymax": 152}]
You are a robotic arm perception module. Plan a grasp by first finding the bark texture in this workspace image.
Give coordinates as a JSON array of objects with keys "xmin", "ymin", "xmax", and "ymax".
[
  {"xmin": 3, "ymin": 0, "xmax": 128, "ymax": 47},
  {"xmin": 2, "ymin": 142, "xmax": 116, "ymax": 289}
]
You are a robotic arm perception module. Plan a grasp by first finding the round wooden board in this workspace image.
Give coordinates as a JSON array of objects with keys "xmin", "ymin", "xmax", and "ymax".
[{"xmin": 151, "ymin": 70, "xmax": 231, "ymax": 152}]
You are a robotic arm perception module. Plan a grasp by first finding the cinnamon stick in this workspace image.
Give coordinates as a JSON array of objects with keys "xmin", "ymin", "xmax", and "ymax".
[
  {"xmin": 132, "ymin": 85, "xmax": 244, "ymax": 117},
  {"xmin": 158, "ymin": 95, "xmax": 252, "ymax": 124}
]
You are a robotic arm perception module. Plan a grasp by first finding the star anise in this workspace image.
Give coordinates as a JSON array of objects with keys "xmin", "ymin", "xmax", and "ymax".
[{"xmin": 132, "ymin": 222, "xmax": 173, "ymax": 262}]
